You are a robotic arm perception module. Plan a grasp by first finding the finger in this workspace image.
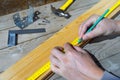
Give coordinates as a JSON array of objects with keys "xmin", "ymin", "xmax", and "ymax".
[
  {"xmin": 56, "ymin": 46, "xmax": 64, "ymax": 51},
  {"xmin": 79, "ymin": 22, "xmax": 85, "ymax": 38},
  {"xmin": 73, "ymin": 46, "xmax": 86, "ymax": 53},
  {"xmin": 74, "ymin": 46, "xmax": 82, "ymax": 52},
  {"xmin": 51, "ymin": 64, "xmax": 62, "ymax": 75},
  {"xmin": 51, "ymin": 47, "xmax": 64, "ymax": 61},
  {"xmin": 80, "ymin": 18, "xmax": 95, "ymax": 38},
  {"xmin": 82, "ymin": 27, "xmax": 103, "ymax": 40},
  {"xmin": 64, "ymin": 42, "xmax": 77, "ymax": 54},
  {"xmin": 80, "ymin": 15, "xmax": 99, "ymax": 39},
  {"xmin": 50, "ymin": 55, "xmax": 61, "ymax": 67}
]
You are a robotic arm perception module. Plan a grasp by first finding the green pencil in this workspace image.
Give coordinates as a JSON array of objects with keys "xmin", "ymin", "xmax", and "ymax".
[{"xmin": 78, "ymin": 9, "xmax": 109, "ymax": 44}]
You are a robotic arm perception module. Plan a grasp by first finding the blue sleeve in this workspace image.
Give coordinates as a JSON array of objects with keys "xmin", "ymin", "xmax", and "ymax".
[{"xmin": 101, "ymin": 71, "xmax": 120, "ymax": 80}]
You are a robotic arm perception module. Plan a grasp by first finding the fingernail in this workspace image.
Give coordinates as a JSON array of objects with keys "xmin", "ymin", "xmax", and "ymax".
[{"xmin": 82, "ymin": 36, "xmax": 86, "ymax": 40}]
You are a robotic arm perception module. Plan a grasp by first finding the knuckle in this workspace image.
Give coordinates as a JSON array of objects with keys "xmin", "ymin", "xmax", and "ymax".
[
  {"xmin": 51, "ymin": 50, "xmax": 54, "ymax": 54},
  {"xmin": 91, "ymin": 14, "xmax": 99, "ymax": 20},
  {"xmin": 67, "ymin": 48, "xmax": 76, "ymax": 53},
  {"xmin": 50, "ymin": 55, "xmax": 52, "ymax": 60},
  {"xmin": 51, "ymin": 47, "xmax": 57, "ymax": 54}
]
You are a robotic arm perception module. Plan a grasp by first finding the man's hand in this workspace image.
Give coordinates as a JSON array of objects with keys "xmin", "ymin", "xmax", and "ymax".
[
  {"xmin": 79, "ymin": 15, "xmax": 120, "ymax": 40},
  {"xmin": 50, "ymin": 43, "xmax": 104, "ymax": 80}
]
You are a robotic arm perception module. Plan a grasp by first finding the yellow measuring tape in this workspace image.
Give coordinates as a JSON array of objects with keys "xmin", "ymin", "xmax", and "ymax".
[
  {"xmin": 27, "ymin": 1, "xmax": 120, "ymax": 80},
  {"xmin": 27, "ymin": 37, "xmax": 80, "ymax": 80}
]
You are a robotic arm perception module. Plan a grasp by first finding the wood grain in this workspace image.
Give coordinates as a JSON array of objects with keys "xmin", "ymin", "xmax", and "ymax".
[
  {"xmin": 49, "ymin": 14, "xmax": 120, "ymax": 80},
  {"xmin": 0, "ymin": 0, "xmax": 98, "ymax": 31},
  {"xmin": 0, "ymin": 0, "xmax": 98, "ymax": 74},
  {"xmin": 0, "ymin": 0, "xmax": 119, "ymax": 80},
  {"xmin": 0, "ymin": 0, "xmax": 97, "ymax": 49}
]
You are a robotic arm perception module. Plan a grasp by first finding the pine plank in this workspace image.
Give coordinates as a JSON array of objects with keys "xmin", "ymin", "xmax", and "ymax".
[
  {"xmin": 0, "ymin": 0, "xmax": 98, "ymax": 49},
  {"xmin": 49, "ymin": 13, "xmax": 120, "ymax": 80},
  {"xmin": 0, "ymin": 0, "xmax": 98, "ymax": 73},
  {"xmin": 0, "ymin": 0, "xmax": 119, "ymax": 80}
]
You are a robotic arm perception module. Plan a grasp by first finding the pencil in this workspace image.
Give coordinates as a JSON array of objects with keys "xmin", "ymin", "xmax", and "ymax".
[
  {"xmin": 77, "ymin": 0, "xmax": 120, "ymax": 44},
  {"xmin": 78, "ymin": 9, "xmax": 109, "ymax": 44}
]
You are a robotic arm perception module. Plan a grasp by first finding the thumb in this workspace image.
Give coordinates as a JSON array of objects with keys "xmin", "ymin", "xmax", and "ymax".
[{"xmin": 82, "ymin": 27, "xmax": 103, "ymax": 40}]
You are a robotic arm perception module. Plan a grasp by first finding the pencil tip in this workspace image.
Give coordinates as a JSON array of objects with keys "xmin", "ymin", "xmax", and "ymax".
[{"xmin": 77, "ymin": 38, "xmax": 82, "ymax": 44}]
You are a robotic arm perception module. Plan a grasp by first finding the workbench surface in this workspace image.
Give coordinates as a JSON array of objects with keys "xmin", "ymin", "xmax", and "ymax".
[{"xmin": 0, "ymin": 0, "xmax": 120, "ymax": 80}]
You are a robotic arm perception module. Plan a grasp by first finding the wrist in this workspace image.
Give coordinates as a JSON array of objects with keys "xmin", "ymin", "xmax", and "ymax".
[
  {"xmin": 94, "ymin": 68, "xmax": 104, "ymax": 80},
  {"xmin": 116, "ymin": 20, "xmax": 120, "ymax": 33}
]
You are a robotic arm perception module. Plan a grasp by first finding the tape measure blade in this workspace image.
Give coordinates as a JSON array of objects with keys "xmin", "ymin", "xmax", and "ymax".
[{"xmin": 27, "ymin": 62, "xmax": 50, "ymax": 80}]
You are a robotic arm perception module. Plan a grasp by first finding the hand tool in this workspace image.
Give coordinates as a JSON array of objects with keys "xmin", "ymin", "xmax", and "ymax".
[
  {"xmin": 51, "ymin": 0, "xmax": 75, "ymax": 18},
  {"xmin": 27, "ymin": 1, "xmax": 120, "ymax": 80},
  {"xmin": 8, "ymin": 28, "xmax": 46, "ymax": 47}
]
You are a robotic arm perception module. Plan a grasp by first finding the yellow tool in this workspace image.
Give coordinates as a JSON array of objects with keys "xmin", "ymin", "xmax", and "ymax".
[
  {"xmin": 51, "ymin": 0, "xmax": 75, "ymax": 18},
  {"xmin": 60, "ymin": 0, "xmax": 75, "ymax": 11},
  {"xmin": 27, "ymin": 1, "xmax": 120, "ymax": 80},
  {"xmin": 105, "ymin": 0, "xmax": 120, "ymax": 17}
]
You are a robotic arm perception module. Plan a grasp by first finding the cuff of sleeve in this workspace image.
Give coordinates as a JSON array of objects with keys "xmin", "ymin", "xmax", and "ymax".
[{"xmin": 101, "ymin": 71, "xmax": 120, "ymax": 80}]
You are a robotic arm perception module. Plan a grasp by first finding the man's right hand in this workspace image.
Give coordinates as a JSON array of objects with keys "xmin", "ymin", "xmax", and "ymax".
[{"xmin": 79, "ymin": 15, "xmax": 120, "ymax": 40}]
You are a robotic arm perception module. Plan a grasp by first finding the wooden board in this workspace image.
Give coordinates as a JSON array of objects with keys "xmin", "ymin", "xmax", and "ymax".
[
  {"xmin": 49, "ymin": 13, "xmax": 120, "ymax": 80},
  {"xmin": 0, "ymin": 0, "xmax": 98, "ymax": 74},
  {"xmin": 50, "ymin": 11, "xmax": 120, "ymax": 80},
  {"xmin": 0, "ymin": 0, "xmax": 120, "ymax": 80},
  {"xmin": 0, "ymin": 0, "xmax": 97, "ymax": 49}
]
